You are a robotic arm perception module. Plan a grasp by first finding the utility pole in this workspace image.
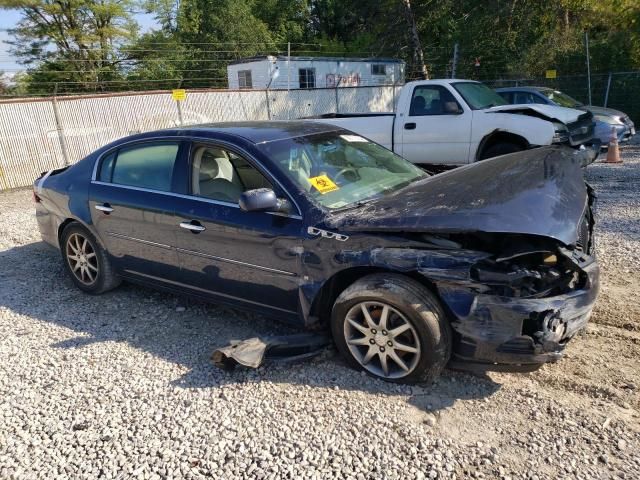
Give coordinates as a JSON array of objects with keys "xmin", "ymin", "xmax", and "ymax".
[
  {"xmin": 451, "ymin": 43, "xmax": 459, "ymax": 79},
  {"xmin": 584, "ymin": 31, "xmax": 592, "ymax": 106}
]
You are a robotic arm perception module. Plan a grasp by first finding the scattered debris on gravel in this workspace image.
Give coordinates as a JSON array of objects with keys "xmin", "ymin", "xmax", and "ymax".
[{"xmin": 0, "ymin": 148, "xmax": 639, "ymax": 479}]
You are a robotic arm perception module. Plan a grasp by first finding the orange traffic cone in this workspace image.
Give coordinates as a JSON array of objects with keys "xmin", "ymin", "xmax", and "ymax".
[{"xmin": 606, "ymin": 126, "xmax": 622, "ymax": 164}]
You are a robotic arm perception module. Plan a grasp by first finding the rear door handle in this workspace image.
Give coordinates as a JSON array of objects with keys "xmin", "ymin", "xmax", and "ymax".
[
  {"xmin": 404, "ymin": 122, "xmax": 416, "ymax": 130},
  {"xmin": 180, "ymin": 221, "xmax": 206, "ymax": 233},
  {"xmin": 95, "ymin": 203, "xmax": 114, "ymax": 214}
]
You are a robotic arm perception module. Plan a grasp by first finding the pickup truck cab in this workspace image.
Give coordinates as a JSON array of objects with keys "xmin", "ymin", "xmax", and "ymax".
[{"xmin": 312, "ymin": 79, "xmax": 595, "ymax": 165}]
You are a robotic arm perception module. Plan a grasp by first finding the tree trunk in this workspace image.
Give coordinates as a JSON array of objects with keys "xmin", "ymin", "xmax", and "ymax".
[{"xmin": 402, "ymin": 0, "xmax": 429, "ymax": 80}]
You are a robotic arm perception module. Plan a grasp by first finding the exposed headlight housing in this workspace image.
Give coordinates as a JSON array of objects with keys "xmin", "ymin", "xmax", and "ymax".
[
  {"xmin": 552, "ymin": 122, "xmax": 569, "ymax": 143},
  {"xmin": 593, "ymin": 113, "xmax": 623, "ymax": 125}
]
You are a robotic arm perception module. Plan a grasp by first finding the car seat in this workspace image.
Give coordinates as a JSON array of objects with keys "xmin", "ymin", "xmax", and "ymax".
[{"xmin": 195, "ymin": 148, "xmax": 243, "ymax": 203}]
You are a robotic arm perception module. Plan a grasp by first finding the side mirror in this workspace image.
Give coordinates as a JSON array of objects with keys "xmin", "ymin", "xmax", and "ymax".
[
  {"xmin": 239, "ymin": 188, "xmax": 291, "ymax": 213},
  {"xmin": 444, "ymin": 101, "xmax": 463, "ymax": 114}
]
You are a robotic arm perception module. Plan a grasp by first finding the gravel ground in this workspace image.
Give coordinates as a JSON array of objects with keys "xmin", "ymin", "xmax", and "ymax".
[{"xmin": 1, "ymin": 148, "xmax": 639, "ymax": 480}]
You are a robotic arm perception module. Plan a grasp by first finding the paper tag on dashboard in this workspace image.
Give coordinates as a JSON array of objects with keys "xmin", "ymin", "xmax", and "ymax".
[
  {"xmin": 340, "ymin": 134, "xmax": 367, "ymax": 143},
  {"xmin": 309, "ymin": 175, "xmax": 339, "ymax": 194}
]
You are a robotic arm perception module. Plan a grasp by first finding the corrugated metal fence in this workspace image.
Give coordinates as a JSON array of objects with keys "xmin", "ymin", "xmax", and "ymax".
[{"xmin": 0, "ymin": 85, "xmax": 400, "ymax": 190}]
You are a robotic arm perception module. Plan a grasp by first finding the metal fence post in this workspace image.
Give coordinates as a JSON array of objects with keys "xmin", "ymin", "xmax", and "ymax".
[
  {"xmin": 604, "ymin": 72, "xmax": 612, "ymax": 107},
  {"xmin": 265, "ymin": 89, "xmax": 272, "ymax": 120},
  {"xmin": 175, "ymin": 80, "xmax": 184, "ymax": 126},
  {"xmin": 335, "ymin": 76, "xmax": 342, "ymax": 113},
  {"xmin": 451, "ymin": 43, "xmax": 459, "ymax": 78},
  {"xmin": 52, "ymin": 83, "xmax": 71, "ymax": 166},
  {"xmin": 585, "ymin": 31, "xmax": 592, "ymax": 105},
  {"xmin": 265, "ymin": 75, "xmax": 274, "ymax": 120}
]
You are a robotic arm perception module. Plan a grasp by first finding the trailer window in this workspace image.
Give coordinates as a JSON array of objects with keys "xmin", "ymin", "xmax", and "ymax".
[
  {"xmin": 299, "ymin": 68, "xmax": 316, "ymax": 89},
  {"xmin": 238, "ymin": 70, "xmax": 252, "ymax": 89},
  {"xmin": 372, "ymin": 64, "xmax": 386, "ymax": 75}
]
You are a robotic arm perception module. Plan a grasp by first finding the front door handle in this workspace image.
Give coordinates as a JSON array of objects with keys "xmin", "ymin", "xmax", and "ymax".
[
  {"xmin": 95, "ymin": 203, "xmax": 114, "ymax": 214},
  {"xmin": 404, "ymin": 122, "xmax": 416, "ymax": 130},
  {"xmin": 180, "ymin": 221, "xmax": 206, "ymax": 233}
]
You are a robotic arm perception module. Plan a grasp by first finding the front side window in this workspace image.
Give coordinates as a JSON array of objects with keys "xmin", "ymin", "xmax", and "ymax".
[
  {"xmin": 299, "ymin": 68, "xmax": 316, "ymax": 89},
  {"xmin": 238, "ymin": 70, "xmax": 253, "ymax": 89},
  {"xmin": 191, "ymin": 145, "xmax": 272, "ymax": 203},
  {"xmin": 452, "ymin": 82, "xmax": 508, "ymax": 110},
  {"xmin": 258, "ymin": 132, "xmax": 427, "ymax": 210},
  {"xmin": 409, "ymin": 85, "xmax": 461, "ymax": 116},
  {"xmin": 99, "ymin": 143, "xmax": 179, "ymax": 192},
  {"xmin": 496, "ymin": 91, "xmax": 513, "ymax": 103},
  {"xmin": 513, "ymin": 92, "xmax": 539, "ymax": 104}
]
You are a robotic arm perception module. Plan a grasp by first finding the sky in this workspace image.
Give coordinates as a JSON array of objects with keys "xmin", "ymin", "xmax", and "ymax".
[{"xmin": 0, "ymin": 10, "xmax": 159, "ymax": 74}]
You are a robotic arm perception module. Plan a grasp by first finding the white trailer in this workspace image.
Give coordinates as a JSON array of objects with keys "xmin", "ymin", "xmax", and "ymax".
[{"xmin": 227, "ymin": 56, "xmax": 405, "ymax": 90}]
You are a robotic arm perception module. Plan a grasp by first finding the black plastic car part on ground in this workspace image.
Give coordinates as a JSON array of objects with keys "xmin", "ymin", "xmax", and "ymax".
[{"xmin": 33, "ymin": 121, "xmax": 599, "ymax": 383}]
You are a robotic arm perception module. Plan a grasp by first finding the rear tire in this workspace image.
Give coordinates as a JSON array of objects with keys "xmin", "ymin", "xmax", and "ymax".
[
  {"xmin": 479, "ymin": 142, "xmax": 523, "ymax": 160},
  {"xmin": 331, "ymin": 273, "xmax": 451, "ymax": 384},
  {"xmin": 61, "ymin": 223, "xmax": 121, "ymax": 294}
]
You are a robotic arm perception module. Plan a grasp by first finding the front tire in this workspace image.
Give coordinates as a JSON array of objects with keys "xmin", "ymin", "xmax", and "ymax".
[
  {"xmin": 61, "ymin": 223, "xmax": 121, "ymax": 294},
  {"xmin": 331, "ymin": 274, "xmax": 451, "ymax": 383}
]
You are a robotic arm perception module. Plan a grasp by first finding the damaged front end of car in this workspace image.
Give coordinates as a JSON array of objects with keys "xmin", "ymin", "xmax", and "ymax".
[
  {"xmin": 320, "ymin": 147, "xmax": 599, "ymax": 372},
  {"xmin": 440, "ymin": 234, "xmax": 598, "ymax": 372}
]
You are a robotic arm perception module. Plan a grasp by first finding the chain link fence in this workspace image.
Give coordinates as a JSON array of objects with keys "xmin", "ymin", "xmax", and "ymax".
[
  {"xmin": 1, "ymin": 69, "xmax": 638, "ymax": 191},
  {"xmin": 0, "ymin": 85, "xmax": 401, "ymax": 190}
]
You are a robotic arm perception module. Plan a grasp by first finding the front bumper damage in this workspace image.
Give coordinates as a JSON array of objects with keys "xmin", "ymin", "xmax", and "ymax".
[{"xmin": 440, "ymin": 255, "xmax": 599, "ymax": 372}]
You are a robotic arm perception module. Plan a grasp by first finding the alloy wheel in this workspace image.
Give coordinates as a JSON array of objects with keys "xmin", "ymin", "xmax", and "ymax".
[
  {"xmin": 65, "ymin": 233, "xmax": 99, "ymax": 285},
  {"xmin": 343, "ymin": 301, "xmax": 421, "ymax": 379}
]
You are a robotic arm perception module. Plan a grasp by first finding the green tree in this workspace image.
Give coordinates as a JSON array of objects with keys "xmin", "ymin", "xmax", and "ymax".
[
  {"xmin": 0, "ymin": 0, "xmax": 139, "ymax": 93},
  {"xmin": 174, "ymin": 0, "xmax": 277, "ymax": 87}
]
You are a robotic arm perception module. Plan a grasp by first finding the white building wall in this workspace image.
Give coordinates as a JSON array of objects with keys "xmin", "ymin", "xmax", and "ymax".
[
  {"xmin": 227, "ymin": 58, "xmax": 404, "ymax": 89},
  {"xmin": 227, "ymin": 60, "xmax": 272, "ymax": 89}
]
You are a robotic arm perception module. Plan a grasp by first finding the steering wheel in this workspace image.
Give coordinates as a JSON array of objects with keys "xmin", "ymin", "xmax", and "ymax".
[{"xmin": 334, "ymin": 167, "xmax": 360, "ymax": 184}]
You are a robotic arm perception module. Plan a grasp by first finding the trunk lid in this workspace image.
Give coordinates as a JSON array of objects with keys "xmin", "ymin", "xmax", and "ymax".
[{"xmin": 325, "ymin": 147, "xmax": 590, "ymax": 246}]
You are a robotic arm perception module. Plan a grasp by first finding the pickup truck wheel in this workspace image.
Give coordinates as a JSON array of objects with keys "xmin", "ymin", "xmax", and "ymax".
[
  {"xmin": 61, "ymin": 223, "xmax": 121, "ymax": 294},
  {"xmin": 479, "ymin": 142, "xmax": 523, "ymax": 160},
  {"xmin": 331, "ymin": 274, "xmax": 451, "ymax": 384}
]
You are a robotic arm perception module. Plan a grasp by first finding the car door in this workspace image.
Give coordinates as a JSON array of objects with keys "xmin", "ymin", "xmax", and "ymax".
[
  {"xmin": 89, "ymin": 140, "xmax": 186, "ymax": 282},
  {"xmin": 171, "ymin": 141, "xmax": 304, "ymax": 318},
  {"xmin": 399, "ymin": 84, "xmax": 472, "ymax": 164}
]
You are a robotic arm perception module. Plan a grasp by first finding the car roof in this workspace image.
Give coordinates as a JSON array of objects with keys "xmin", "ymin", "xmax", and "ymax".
[{"xmin": 178, "ymin": 121, "xmax": 343, "ymax": 144}]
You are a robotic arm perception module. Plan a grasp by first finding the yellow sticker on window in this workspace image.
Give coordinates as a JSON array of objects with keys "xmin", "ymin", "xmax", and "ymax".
[{"xmin": 309, "ymin": 174, "xmax": 339, "ymax": 194}]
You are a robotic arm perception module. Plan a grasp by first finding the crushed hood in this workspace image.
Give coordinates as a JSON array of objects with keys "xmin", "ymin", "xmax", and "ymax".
[
  {"xmin": 325, "ymin": 147, "xmax": 590, "ymax": 246},
  {"xmin": 486, "ymin": 104, "xmax": 586, "ymax": 124}
]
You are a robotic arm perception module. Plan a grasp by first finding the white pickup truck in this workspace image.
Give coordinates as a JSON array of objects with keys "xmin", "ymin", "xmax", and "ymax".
[{"xmin": 311, "ymin": 79, "xmax": 596, "ymax": 165}]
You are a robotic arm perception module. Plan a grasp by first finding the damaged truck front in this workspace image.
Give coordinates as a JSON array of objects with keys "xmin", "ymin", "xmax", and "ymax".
[{"xmin": 301, "ymin": 146, "xmax": 599, "ymax": 372}]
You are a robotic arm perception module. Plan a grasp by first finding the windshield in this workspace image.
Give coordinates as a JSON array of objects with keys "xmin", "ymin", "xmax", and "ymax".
[
  {"xmin": 258, "ymin": 131, "xmax": 427, "ymax": 209},
  {"xmin": 452, "ymin": 82, "xmax": 508, "ymax": 110},
  {"xmin": 541, "ymin": 89, "xmax": 583, "ymax": 108}
]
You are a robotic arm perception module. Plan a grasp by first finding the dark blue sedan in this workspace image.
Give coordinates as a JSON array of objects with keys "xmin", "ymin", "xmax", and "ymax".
[{"xmin": 34, "ymin": 121, "xmax": 599, "ymax": 383}]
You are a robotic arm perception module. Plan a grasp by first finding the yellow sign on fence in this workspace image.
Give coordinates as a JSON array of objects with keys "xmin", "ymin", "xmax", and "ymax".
[
  {"xmin": 545, "ymin": 70, "xmax": 557, "ymax": 79},
  {"xmin": 172, "ymin": 89, "xmax": 187, "ymax": 101}
]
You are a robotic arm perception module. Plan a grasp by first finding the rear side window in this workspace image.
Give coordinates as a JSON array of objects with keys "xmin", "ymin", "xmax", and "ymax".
[
  {"xmin": 99, "ymin": 143, "xmax": 180, "ymax": 191},
  {"xmin": 98, "ymin": 152, "xmax": 116, "ymax": 182}
]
